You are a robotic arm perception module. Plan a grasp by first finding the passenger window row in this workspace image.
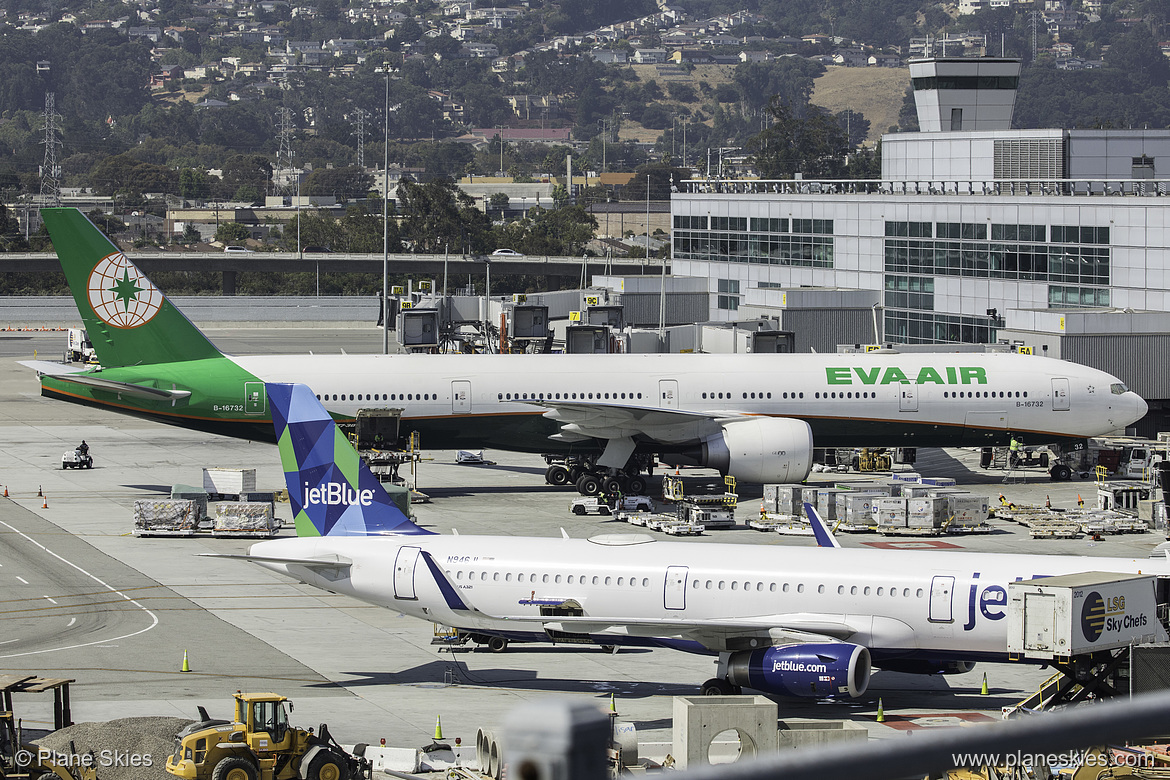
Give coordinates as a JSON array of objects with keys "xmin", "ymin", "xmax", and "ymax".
[
  {"xmin": 693, "ymin": 579, "xmax": 926, "ymax": 599},
  {"xmin": 702, "ymin": 391, "xmax": 804, "ymax": 400},
  {"xmin": 944, "ymin": 391, "xmax": 1027, "ymax": 399},
  {"xmin": 498, "ymin": 392, "xmax": 644, "ymax": 401},
  {"xmin": 814, "ymin": 392, "xmax": 876, "ymax": 399},
  {"xmin": 451, "ymin": 568, "xmax": 928, "ymax": 599},
  {"xmin": 315, "ymin": 393, "xmax": 435, "ymax": 402},
  {"xmin": 455, "ymin": 570, "xmax": 651, "ymax": 587}
]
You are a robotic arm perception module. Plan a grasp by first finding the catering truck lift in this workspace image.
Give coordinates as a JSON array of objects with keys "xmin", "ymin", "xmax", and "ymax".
[{"xmin": 1004, "ymin": 572, "xmax": 1170, "ymax": 715}]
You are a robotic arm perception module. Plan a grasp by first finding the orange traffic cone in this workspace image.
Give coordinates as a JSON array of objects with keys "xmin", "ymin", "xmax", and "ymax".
[
  {"xmin": 1077, "ymin": 494, "xmax": 1084, "ymax": 508},
  {"xmin": 2, "ymin": 486, "xmax": 7, "ymax": 497},
  {"xmin": 41, "ymin": 494, "xmax": 48, "ymax": 509},
  {"xmin": 1045, "ymin": 495, "xmax": 1051, "ymax": 509}
]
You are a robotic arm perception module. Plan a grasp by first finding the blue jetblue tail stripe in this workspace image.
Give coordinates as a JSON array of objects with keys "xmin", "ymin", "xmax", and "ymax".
[
  {"xmin": 422, "ymin": 551, "xmax": 472, "ymax": 612},
  {"xmin": 805, "ymin": 502, "xmax": 841, "ymax": 549}
]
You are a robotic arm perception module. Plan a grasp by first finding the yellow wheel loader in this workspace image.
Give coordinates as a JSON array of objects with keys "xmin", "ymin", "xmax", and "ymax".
[
  {"xmin": 1, "ymin": 711, "xmax": 97, "ymax": 780},
  {"xmin": 165, "ymin": 693, "xmax": 369, "ymax": 780}
]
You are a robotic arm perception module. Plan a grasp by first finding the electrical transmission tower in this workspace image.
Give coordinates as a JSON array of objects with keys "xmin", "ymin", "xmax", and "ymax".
[
  {"xmin": 39, "ymin": 92, "xmax": 62, "ymax": 206},
  {"xmin": 1031, "ymin": 11, "xmax": 1038, "ymax": 61},
  {"xmin": 353, "ymin": 108, "xmax": 367, "ymax": 169},
  {"xmin": 274, "ymin": 106, "xmax": 296, "ymax": 197}
]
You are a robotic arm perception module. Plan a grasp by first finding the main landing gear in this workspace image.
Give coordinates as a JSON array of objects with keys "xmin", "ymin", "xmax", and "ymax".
[
  {"xmin": 700, "ymin": 653, "xmax": 742, "ymax": 695},
  {"xmin": 542, "ymin": 454, "xmax": 656, "ymax": 496}
]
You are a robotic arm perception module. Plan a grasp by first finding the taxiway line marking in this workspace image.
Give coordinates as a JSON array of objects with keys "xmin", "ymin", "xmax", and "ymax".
[{"xmin": 0, "ymin": 519, "xmax": 159, "ymax": 659}]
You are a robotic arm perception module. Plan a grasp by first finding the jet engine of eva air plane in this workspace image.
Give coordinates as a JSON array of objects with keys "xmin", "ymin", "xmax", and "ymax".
[{"xmin": 666, "ymin": 417, "xmax": 815, "ymax": 484}]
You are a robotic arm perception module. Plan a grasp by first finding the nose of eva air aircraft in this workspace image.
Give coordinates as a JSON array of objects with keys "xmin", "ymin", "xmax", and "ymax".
[{"xmin": 1125, "ymin": 389, "xmax": 1149, "ymax": 428}]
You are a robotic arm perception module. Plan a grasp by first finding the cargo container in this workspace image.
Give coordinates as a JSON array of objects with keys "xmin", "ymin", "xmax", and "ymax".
[
  {"xmin": 775, "ymin": 486, "xmax": 805, "ymax": 515},
  {"xmin": 875, "ymin": 497, "xmax": 907, "ymax": 528},
  {"xmin": 840, "ymin": 493, "xmax": 884, "ymax": 527},
  {"xmin": 202, "ymin": 467, "xmax": 257, "ymax": 496},
  {"xmin": 816, "ymin": 487, "xmax": 850, "ymax": 521},
  {"xmin": 1007, "ymin": 572, "xmax": 1164, "ymax": 660},
  {"xmin": 133, "ymin": 499, "xmax": 198, "ymax": 536},
  {"xmin": 212, "ymin": 502, "xmax": 278, "ymax": 537},
  {"xmin": 907, "ymin": 497, "xmax": 947, "ymax": 529},
  {"xmin": 947, "ymin": 495, "xmax": 990, "ymax": 527}
]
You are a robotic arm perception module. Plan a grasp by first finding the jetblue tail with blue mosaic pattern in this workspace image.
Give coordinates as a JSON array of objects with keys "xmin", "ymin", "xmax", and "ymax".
[{"xmin": 267, "ymin": 383, "xmax": 431, "ymax": 537}]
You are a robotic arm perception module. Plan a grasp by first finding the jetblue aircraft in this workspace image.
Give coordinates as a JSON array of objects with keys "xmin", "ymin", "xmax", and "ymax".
[
  {"xmin": 222, "ymin": 383, "xmax": 1169, "ymax": 699},
  {"xmin": 25, "ymin": 208, "xmax": 1147, "ymax": 489}
]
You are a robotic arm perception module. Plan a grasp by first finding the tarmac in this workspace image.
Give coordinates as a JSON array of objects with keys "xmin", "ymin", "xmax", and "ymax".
[{"xmin": 1, "ymin": 326, "xmax": 1165, "ymax": 762}]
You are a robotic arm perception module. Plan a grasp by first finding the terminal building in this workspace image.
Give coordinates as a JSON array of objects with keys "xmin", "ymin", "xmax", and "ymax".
[{"xmin": 669, "ymin": 57, "xmax": 1170, "ymax": 435}]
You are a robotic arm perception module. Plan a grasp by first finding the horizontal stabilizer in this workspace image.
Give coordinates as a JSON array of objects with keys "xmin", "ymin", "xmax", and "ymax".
[
  {"xmin": 21, "ymin": 361, "xmax": 193, "ymax": 401},
  {"xmin": 199, "ymin": 552, "xmax": 352, "ymax": 569}
]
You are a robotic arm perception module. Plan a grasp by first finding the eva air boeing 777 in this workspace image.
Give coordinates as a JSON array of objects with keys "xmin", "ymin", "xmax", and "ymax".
[{"xmin": 24, "ymin": 208, "xmax": 1147, "ymax": 487}]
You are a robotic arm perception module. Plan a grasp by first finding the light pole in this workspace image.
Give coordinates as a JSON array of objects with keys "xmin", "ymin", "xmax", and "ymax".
[{"xmin": 381, "ymin": 66, "xmax": 390, "ymax": 356}]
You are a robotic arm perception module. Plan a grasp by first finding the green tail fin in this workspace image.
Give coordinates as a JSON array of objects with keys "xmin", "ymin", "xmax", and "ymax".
[{"xmin": 43, "ymin": 207, "xmax": 223, "ymax": 368}]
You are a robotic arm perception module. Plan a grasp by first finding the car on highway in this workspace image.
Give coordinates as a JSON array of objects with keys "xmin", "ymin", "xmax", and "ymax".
[
  {"xmin": 491, "ymin": 248, "xmax": 524, "ymax": 256},
  {"xmin": 223, "ymin": 245, "xmax": 253, "ymax": 253}
]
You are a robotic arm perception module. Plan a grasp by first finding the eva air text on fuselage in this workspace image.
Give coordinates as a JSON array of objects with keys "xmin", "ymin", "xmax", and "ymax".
[{"xmin": 825, "ymin": 367, "xmax": 989, "ymax": 386}]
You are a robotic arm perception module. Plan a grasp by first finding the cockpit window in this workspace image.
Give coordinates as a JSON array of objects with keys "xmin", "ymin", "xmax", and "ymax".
[{"xmin": 1110, "ymin": 383, "xmax": 1128, "ymax": 395}]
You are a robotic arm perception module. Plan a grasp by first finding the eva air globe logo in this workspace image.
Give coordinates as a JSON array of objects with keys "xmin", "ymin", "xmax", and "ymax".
[{"xmin": 87, "ymin": 253, "xmax": 163, "ymax": 329}]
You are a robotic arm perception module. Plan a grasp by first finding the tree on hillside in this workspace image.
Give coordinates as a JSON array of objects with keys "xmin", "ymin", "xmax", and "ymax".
[
  {"xmin": 217, "ymin": 155, "xmax": 272, "ymax": 201},
  {"xmin": 1103, "ymin": 25, "xmax": 1170, "ymax": 90},
  {"xmin": 396, "ymin": 177, "xmax": 492, "ymax": 254},
  {"xmin": 303, "ymin": 166, "xmax": 374, "ymax": 202},
  {"xmin": 748, "ymin": 98, "xmax": 850, "ymax": 179},
  {"xmin": 89, "ymin": 154, "xmax": 179, "ymax": 196}
]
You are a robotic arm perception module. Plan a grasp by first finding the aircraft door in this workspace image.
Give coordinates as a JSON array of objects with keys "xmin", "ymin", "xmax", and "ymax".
[
  {"xmin": 928, "ymin": 575, "xmax": 955, "ymax": 623},
  {"xmin": 1023, "ymin": 592, "xmax": 1056, "ymax": 652},
  {"xmin": 659, "ymin": 380, "xmax": 678, "ymax": 409},
  {"xmin": 1052, "ymin": 377, "xmax": 1070, "ymax": 411},
  {"xmin": 899, "ymin": 383, "xmax": 918, "ymax": 412},
  {"xmin": 393, "ymin": 546, "xmax": 422, "ymax": 600},
  {"xmin": 452, "ymin": 380, "xmax": 472, "ymax": 413},
  {"xmin": 664, "ymin": 565, "xmax": 688, "ymax": 610},
  {"xmin": 244, "ymin": 382, "xmax": 266, "ymax": 415}
]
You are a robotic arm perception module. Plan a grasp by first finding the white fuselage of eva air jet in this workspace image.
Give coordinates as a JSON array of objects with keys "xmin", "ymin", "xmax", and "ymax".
[{"xmin": 233, "ymin": 349, "xmax": 1146, "ymax": 482}]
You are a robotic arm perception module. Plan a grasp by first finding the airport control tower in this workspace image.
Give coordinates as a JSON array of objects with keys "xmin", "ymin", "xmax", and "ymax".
[{"xmin": 908, "ymin": 57, "xmax": 1021, "ymax": 132}]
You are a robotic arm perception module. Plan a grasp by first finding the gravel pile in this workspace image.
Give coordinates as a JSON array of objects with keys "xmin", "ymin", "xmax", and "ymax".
[{"xmin": 35, "ymin": 717, "xmax": 194, "ymax": 780}]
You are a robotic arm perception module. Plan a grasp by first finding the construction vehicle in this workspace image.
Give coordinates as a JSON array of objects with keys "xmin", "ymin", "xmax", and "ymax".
[
  {"xmin": 165, "ymin": 692, "xmax": 369, "ymax": 780},
  {"xmin": 1, "ymin": 712, "xmax": 97, "ymax": 780},
  {"xmin": 1057, "ymin": 745, "xmax": 1170, "ymax": 778}
]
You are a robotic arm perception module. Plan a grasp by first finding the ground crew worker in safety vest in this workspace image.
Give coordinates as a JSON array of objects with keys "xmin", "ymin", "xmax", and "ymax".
[{"xmin": 1009, "ymin": 435, "xmax": 1021, "ymax": 468}]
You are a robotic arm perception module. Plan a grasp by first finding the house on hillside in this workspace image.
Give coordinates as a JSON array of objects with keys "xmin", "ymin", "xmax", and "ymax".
[
  {"xmin": 590, "ymin": 49, "xmax": 628, "ymax": 64},
  {"xmin": 632, "ymin": 48, "xmax": 667, "ymax": 64}
]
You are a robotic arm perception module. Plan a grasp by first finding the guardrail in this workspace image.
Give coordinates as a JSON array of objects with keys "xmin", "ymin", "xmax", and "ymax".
[{"xmin": 680, "ymin": 177, "xmax": 1170, "ymax": 197}]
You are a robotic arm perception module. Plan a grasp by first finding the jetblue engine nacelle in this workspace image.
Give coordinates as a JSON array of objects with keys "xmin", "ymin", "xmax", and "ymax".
[
  {"xmin": 726, "ymin": 643, "xmax": 871, "ymax": 699},
  {"xmin": 673, "ymin": 417, "xmax": 814, "ymax": 484}
]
